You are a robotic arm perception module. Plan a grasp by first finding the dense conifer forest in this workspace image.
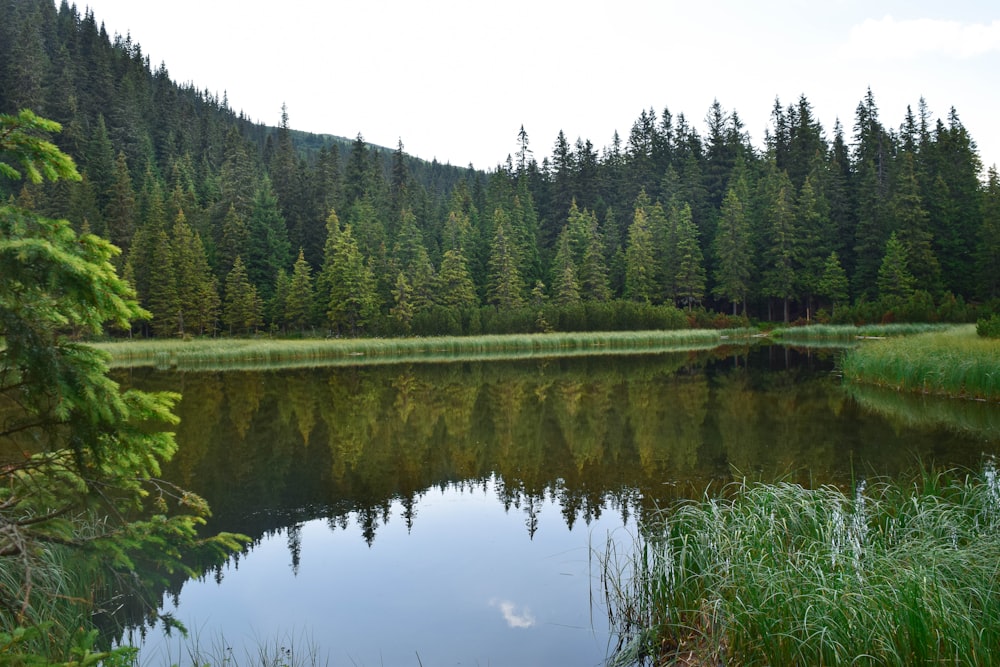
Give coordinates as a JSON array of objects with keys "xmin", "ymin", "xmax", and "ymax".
[{"xmin": 3, "ymin": 0, "xmax": 999, "ymax": 337}]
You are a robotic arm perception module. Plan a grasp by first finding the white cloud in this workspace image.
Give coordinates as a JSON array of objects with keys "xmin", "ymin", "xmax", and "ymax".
[
  {"xmin": 489, "ymin": 599, "xmax": 535, "ymax": 629},
  {"xmin": 843, "ymin": 16, "xmax": 1000, "ymax": 60}
]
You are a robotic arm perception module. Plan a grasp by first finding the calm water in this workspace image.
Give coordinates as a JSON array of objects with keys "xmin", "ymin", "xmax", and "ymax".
[{"xmin": 110, "ymin": 344, "xmax": 1000, "ymax": 666}]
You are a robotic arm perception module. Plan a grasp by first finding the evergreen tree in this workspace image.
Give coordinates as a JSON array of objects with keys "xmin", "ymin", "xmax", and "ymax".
[
  {"xmin": 223, "ymin": 254, "xmax": 262, "ymax": 334},
  {"xmin": 877, "ymin": 232, "xmax": 916, "ymax": 301},
  {"xmin": 324, "ymin": 223, "xmax": 379, "ymax": 335},
  {"xmin": 977, "ymin": 167, "xmax": 1000, "ymax": 300},
  {"xmin": 246, "ymin": 178, "xmax": 291, "ymax": 299},
  {"xmin": 486, "ymin": 209, "xmax": 525, "ymax": 309},
  {"xmin": 578, "ymin": 212, "xmax": 611, "ymax": 302},
  {"xmin": 712, "ymin": 170, "xmax": 752, "ymax": 314},
  {"xmin": 389, "ymin": 271, "xmax": 414, "ymax": 331},
  {"xmin": 890, "ymin": 151, "xmax": 941, "ymax": 293},
  {"xmin": 817, "ymin": 251, "xmax": 850, "ymax": 316},
  {"xmin": 760, "ymin": 167, "xmax": 800, "ymax": 322},
  {"xmin": 435, "ymin": 247, "xmax": 477, "ymax": 310},
  {"xmin": 624, "ymin": 206, "xmax": 656, "ymax": 303},
  {"xmin": 285, "ymin": 247, "xmax": 315, "ymax": 331},
  {"xmin": 551, "ymin": 228, "xmax": 581, "ymax": 306},
  {"xmin": 104, "ymin": 150, "xmax": 136, "ymax": 254},
  {"xmin": 672, "ymin": 203, "xmax": 706, "ymax": 309}
]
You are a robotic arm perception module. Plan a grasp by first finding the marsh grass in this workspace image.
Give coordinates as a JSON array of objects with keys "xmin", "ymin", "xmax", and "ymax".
[
  {"xmin": 771, "ymin": 322, "xmax": 956, "ymax": 342},
  {"xmin": 95, "ymin": 330, "xmax": 748, "ymax": 371},
  {"xmin": 603, "ymin": 462, "xmax": 1000, "ymax": 666},
  {"xmin": 841, "ymin": 324, "xmax": 1000, "ymax": 401},
  {"xmin": 143, "ymin": 627, "xmax": 329, "ymax": 667}
]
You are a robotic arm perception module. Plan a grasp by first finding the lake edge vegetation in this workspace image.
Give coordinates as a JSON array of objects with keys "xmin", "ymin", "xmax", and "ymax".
[
  {"xmin": 840, "ymin": 325, "xmax": 1000, "ymax": 401},
  {"xmin": 602, "ymin": 461, "xmax": 1000, "ymax": 666}
]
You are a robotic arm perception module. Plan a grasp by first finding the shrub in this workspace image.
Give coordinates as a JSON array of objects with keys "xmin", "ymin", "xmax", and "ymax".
[{"xmin": 978, "ymin": 313, "xmax": 1000, "ymax": 339}]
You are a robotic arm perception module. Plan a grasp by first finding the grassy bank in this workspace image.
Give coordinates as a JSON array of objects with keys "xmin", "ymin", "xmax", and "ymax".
[
  {"xmin": 603, "ymin": 463, "xmax": 1000, "ymax": 666},
  {"xmin": 840, "ymin": 324, "xmax": 1000, "ymax": 401},
  {"xmin": 770, "ymin": 322, "xmax": 957, "ymax": 342},
  {"xmin": 93, "ymin": 329, "xmax": 753, "ymax": 370}
]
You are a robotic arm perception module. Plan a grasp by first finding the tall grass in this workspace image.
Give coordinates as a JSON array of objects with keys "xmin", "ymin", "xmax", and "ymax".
[
  {"xmin": 840, "ymin": 324, "xmax": 1000, "ymax": 401},
  {"xmin": 771, "ymin": 322, "xmax": 956, "ymax": 342},
  {"xmin": 94, "ymin": 330, "xmax": 750, "ymax": 371},
  {"xmin": 603, "ymin": 462, "xmax": 1000, "ymax": 666}
]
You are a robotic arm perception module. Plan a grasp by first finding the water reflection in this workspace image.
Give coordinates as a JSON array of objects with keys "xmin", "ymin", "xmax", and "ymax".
[{"xmin": 109, "ymin": 344, "xmax": 1000, "ymax": 661}]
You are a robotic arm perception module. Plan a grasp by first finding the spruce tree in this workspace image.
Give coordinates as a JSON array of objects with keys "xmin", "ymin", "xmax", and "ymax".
[
  {"xmin": 285, "ymin": 247, "xmax": 315, "ymax": 332},
  {"xmin": 817, "ymin": 251, "xmax": 850, "ymax": 317},
  {"xmin": 712, "ymin": 176, "xmax": 752, "ymax": 314},
  {"xmin": 324, "ymin": 224, "xmax": 379, "ymax": 335},
  {"xmin": 672, "ymin": 202, "xmax": 706, "ymax": 309},
  {"xmin": 435, "ymin": 247, "xmax": 477, "ymax": 310},
  {"xmin": 877, "ymin": 232, "xmax": 916, "ymax": 302},
  {"xmin": 486, "ymin": 209, "xmax": 525, "ymax": 309},
  {"xmin": 223, "ymin": 255, "xmax": 262, "ymax": 334},
  {"xmin": 625, "ymin": 206, "xmax": 656, "ymax": 303}
]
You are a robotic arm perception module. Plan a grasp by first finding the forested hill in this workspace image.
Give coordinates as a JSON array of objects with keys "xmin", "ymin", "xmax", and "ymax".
[{"xmin": 3, "ymin": 0, "xmax": 999, "ymax": 338}]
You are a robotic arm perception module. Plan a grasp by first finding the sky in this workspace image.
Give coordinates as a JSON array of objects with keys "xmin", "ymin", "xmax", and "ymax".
[{"xmin": 79, "ymin": 1, "xmax": 1000, "ymax": 172}]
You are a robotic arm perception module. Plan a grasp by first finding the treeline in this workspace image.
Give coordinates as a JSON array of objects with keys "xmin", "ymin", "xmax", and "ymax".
[{"xmin": 3, "ymin": 0, "xmax": 999, "ymax": 337}]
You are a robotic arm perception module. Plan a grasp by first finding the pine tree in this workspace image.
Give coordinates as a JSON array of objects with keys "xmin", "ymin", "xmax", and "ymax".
[
  {"xmin": 625, "ymin": 206, "xmax": 656, "ymax": 303},
  {"xmin": 487, "ymin": 209, "xmax": 525, "ymax": 309},
  {"xmin": 324, "ymin": 223, "xmax": 379, "ymax": 335},
  {"xmin": 761, "ymin": 167, "xmax": 800, "ymax": 322},
  {"xmin": 578, "ymin": 212, "xmax": 611, "ymax": 302},
  {"xmin": 712, "ymin": 169, "xmax": 752, "ymax": 314},
  {"xmin": 104, "ymin": 150, "xmax": 136, "ymax": 254},
  {"xmin": 817, "ymin": 251, "xmax": 850, "ymax": 316},
  {"xmin": 891, "ymin": 151, "xmax": 941, "ymax": 293},
  {"xmin": 551, "ymin": 228, "xmax": 581, "ymax": 307},
  {"xmin": 223, "ymin": 255, "xmax": 262, "ymax": 334},
  {"xmin": 877, "ymin": 232, "xmax": 916, "ymax": 302},
  {"xmin": 246, "ymin": 178, "xmax": 291, "ymax": 299},
  {"xmin": 435, "ymin": 247, "xmax": 477, "ymax": 310},
  {"xmin": 285, "ymin": 247, "xmax": 315, "ymax": 331},
  {"xmin": 977, "ymin": 167, "xmax": 1000, "ymax": 300},
  {"xmin": 672, "ymin": 202, "xmax": 706, "ymax": 309}
]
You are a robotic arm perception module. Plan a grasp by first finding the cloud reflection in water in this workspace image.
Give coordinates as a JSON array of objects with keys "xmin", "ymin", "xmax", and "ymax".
[{"xmin": 490, "ymin": 598, "xmax": 536, "ymax": 628}]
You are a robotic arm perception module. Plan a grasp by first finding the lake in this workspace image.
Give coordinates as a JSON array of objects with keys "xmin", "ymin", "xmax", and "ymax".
[{"xmin": 109, "ymin": 343, "xmax": 1000, "ymax": 666}]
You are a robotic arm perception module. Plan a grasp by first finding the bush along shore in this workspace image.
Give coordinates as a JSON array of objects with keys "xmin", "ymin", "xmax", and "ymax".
[
  {"xmin": 840, "ymin": 324, "xmax": 1000, "ymax": 401},
  {"xmin": 603, "ymin": 462, "xmax": 1000, "ymax": 666}
]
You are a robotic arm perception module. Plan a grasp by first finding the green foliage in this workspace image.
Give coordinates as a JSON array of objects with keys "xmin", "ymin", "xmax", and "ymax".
[
  {"xmin": 841, "ymin": 325, "xmax": 1000, "ymax": 400},
  {"xmin": 0, "ymin": 110, "xmax": 81, "ymax": 185},
  {"xmin": 976, "ymin": 313, "xmax": 1000, "ymax": 339},
  {"xmin": 1, "ymin": 110, "xmax": 244, "ymax": 661},
  {"xmin": 605, "ymin": 463, "xmax": 1000, "ymax": 666}
]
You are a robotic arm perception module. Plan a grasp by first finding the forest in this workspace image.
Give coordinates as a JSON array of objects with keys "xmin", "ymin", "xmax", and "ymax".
[{"xmin": 3, "ymin": 0, "xmax": 999, "ymax": 338}]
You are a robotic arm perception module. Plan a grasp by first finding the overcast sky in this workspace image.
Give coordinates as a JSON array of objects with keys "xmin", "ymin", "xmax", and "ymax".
[{"xmin": 80, "ymin": 1, "xmax": 999, "ymax": 172}]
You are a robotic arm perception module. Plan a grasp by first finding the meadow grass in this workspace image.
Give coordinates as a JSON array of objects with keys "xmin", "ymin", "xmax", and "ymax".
[
  {"xmin": 770, "ymin": 322, "xmax": 956, "ymax": 342},
  {"xmin": 840, "ymin": 324, "xmax": 1000, "ymax": 401},
  {"xmin": 602, "ymin": 462, "xmax": 1000, "ymax": 666},
  {"xmin": 93, "ymin": 329, "xmax": 751, "ymax": 371}
]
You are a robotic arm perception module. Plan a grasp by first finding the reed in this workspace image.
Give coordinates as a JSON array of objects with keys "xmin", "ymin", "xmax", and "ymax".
[
  {"xmin": 840, "ymin": 324, "xmax": 1000, "ymax": 401},
  {"xmin": 771, "ymin": 322, "xmax": 956, "ymax": 342},
  {"xmin": 94, "ymin": 330, "xmax": 747, "ymax": 371},
  {"xmin": 603, "ymin": 462, "xmax": 1000, "ymax": 666}
]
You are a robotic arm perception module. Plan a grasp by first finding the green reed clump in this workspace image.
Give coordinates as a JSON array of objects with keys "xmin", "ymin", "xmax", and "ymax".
[
  {"xmin": 95, "ymin": 330, "xmax": 735, "ymax": 370},
  {"xmin": 840, "ymin": 325, "xmax": 1000, "ymax": 401},
  {"xmin": 603, "ymin": 462, "xmax": 1000, "ymax": 666}
]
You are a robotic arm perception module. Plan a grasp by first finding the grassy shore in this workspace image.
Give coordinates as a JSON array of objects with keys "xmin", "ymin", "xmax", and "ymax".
[
  {"xmin": 93, "ymin": 329, "xmax": 754, "ymax": 371},
  {"xmin": 840, "ymin": 324, "xmax": 1000, "ymax": 401},
  {"xmin": 770, "ymin": 322, "xmax": 957, "ymax": 342},
  {"xmin": 603, "ymin": 463, "xmax": 1000, "ymax": 666}
]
